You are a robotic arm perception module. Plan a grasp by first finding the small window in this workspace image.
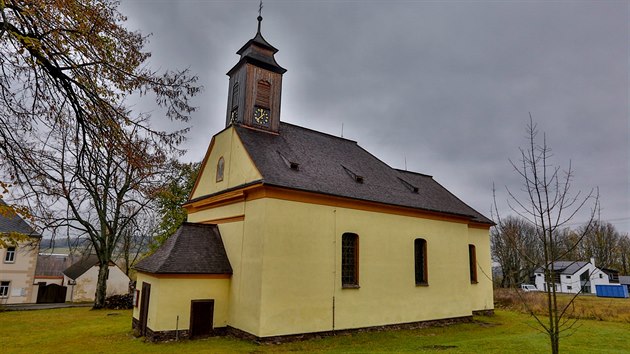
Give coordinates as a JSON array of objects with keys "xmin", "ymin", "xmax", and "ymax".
[
  {"xmin": 341, "ymin": 233, "xmax": 359, "ymax": 288},
  {"xmin": 565, "ymin": 275, "xmax": 571, "ymax": 279},
  {"xmin": 4, "ymin": 247, "xmax": 16, "ymax": 263},
  {"xmin": 216, "ymin": 157, "xmax": 225, "ymax": 182},
  {"xmin": 0, "ymin": 281, "xmax": 9, "ymax": 297},
  {"xmin": 414, "ymin": 238, "xmax": 428, "ymax": 285},
  {"xmin": 599, "ymin": 274, "xmax": 603, "ymax": 279},
  {"xmin": 468, "ymin": 244, "xmax": 477, "ymax": 283},
  {"xmin": 567, "ymin": 286, "xmax": 572, "ymax": 290}
]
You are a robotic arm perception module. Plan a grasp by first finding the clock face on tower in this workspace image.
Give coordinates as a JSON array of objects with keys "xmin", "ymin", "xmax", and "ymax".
[{"xmin": 253, "ymin": 107, "xmax": 271, "ymax": 127}]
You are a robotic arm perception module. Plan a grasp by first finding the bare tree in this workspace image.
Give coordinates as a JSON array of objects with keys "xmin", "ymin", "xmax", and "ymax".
[
  {"xmin": 0, "ymin": 0, "xmax": 199, "ymax": 308},
  {"xmin": 499, "ymin": 116, "xmax": 598, "ymax": 354},
  {"xmin": 491, "ymin": 215, "xmax": 540, "ymax": 288},
  {"xmin": 8, "ymin": 115, "xmax": 168, "ymax": 309}
]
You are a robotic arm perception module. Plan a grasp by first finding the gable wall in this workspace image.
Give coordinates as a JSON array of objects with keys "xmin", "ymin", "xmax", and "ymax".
[
  {"xmin": 66, "ymin": 264, "xmax": 130, "ymax": 302},
  {"xmin": 190, "ymin": 127, "xmax": 262, "ymax": 200}
]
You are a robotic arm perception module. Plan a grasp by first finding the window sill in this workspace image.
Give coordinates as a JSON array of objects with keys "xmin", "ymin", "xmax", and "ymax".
[
  {"xmin": 342, "ymin": 284, "xmax": 360, "ymax": 289},
  {"xmin": 470, "ymin": 281, "xmax": 479, "ymax": 284},
  {"xmin": 416, "ymin": 282, "xmax": 429, "ymax": 287}
]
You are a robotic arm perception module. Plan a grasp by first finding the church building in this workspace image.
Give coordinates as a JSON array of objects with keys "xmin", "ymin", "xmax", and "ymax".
[{"xmin": 132, "ymin": 14, "xmax": 494, "ymax": 342}]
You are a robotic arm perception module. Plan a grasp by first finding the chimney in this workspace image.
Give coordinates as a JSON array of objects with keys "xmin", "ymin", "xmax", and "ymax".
[{"xmin": 590, "ymin": 257, "xmax": 596, "ymax": 267}]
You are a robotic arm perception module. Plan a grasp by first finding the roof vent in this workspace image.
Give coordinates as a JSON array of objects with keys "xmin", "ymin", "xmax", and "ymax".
[
  {"xmin": 342, "ymin": 165, "xmax": 364, "ymax": 184},
  {"xmin": 277, "ymin": 151, "xmax": 300, "ymax": 171},
  {"xmin": 398, "ymin": 177, "xmax": 419, "ymax": 193}
]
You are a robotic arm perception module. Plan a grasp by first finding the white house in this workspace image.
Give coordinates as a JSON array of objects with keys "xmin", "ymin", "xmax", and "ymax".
[
  {"xmin": 63, "ymin": 255, "xmax": 130, "ymax": 302},
  {"xmin": 534, "ymin": 259, "xmax": 610, "ymax": 294}
]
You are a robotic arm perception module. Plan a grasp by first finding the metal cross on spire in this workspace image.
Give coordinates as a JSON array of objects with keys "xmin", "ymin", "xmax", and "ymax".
[{"xmin": 257, "ymin": 1, "xmax": 263, "ymax": 33}]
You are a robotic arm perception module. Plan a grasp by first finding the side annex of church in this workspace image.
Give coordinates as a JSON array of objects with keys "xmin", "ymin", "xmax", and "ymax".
[{"xmin": 132, "ymin": 13, "xmax": 494, "ymax": 342}]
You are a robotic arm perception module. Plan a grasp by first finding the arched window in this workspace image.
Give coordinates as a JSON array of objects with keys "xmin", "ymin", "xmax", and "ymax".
[
  {"xmin": 469, "ymin": 244, "xmax": 478, "ymax": 283},
  {"xmin": 341, "ymin": 233, "xmax": 359, "ymax": 288},
  {"xmin": 414, "ymin": 238, "xmax": 427, "ymax": 285},
  {"xmin": 255, "ymin": 80, "xmax": 271, "ymax": 108},
  {"xmin": 216, "ymin": 156, "xmax": 225, "ymax": 182}
]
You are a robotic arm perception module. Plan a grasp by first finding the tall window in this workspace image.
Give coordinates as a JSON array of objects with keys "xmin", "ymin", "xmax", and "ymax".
[
  {"xmin": 0, "ymin": 281, "xmax": 9, "ymax": 297},
  {"xmin": 4, "ymin": 246, "xmax": 16, "ymax": 263},
  {"xmin": 414, "ymin": 238, "xmax": 428, "ymax": 285},
  {"xmin": 216, "ymin": 156, "xmax": 225, "ymax": 182},
  {"xmin": 341, "ymin": 233, "xmax": 359, "ymax": 287},
  {"xmin": 256, "ymin": 80, "xmax": 271, "ymax": 108},
  {"xmin": 468, "ymin": 244, "xmax": 477, "ymax": 283}
]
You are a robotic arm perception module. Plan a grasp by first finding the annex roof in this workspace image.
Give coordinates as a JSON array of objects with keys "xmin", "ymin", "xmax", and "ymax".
[
  {"xmin": 0, "ymin": 199, "xmax": 41, "ymax": 237},
  {"xmin": 230, "ymin": 122, "xmax": 492, "ymax": 224},
  {"xmin": 534, "ymin": 261, "xmax": 590, "ymax": 275},
  {"xmin": 133, "ymin": 223, "xmax": 232, "ymax": 275}
]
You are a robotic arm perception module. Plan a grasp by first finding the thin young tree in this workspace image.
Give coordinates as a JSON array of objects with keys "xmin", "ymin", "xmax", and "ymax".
[{"xmin": 500, "ymin": 116, "xmax": 598, "ymax": 354}]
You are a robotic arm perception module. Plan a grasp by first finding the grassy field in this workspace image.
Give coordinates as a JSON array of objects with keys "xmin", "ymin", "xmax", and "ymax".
[{"xmin": 2, "ymin": 297, "xmax": 629, "ymax": 353}]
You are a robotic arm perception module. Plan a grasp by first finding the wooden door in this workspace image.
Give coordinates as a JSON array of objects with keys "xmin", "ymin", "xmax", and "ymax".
[
  {"xmin": 189, "ymin": 299, "xmax": 214, "ymax": 338},
  {"xmin": 138, "ymin": 282, "xmax": 151, "ymax": 336}
]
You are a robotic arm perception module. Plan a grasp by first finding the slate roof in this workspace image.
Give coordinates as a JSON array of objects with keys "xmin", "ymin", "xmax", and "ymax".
[
  {"xmin": 133, "ymin": 223, "xmax": 232, "ymax": 274},
  {"xmin": 534, "ymin": 261, "xmax": 590, "ymax": 275},
  {"xmin": 63, "ymin": 254, "xmax": 100, "ymax": 280},
  {"xmin": 230, "ymin": 122, "xmax": 492, "ymax": 224},
  {"xmin": 35, "ymin": 254, "xmax": 76, "ymax": 277},
  {"xmin": 0, "ymin": 199, "xmax": 40, "ymax": 237}
]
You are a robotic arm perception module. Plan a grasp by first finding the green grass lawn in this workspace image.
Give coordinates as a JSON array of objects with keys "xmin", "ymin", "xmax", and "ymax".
[{"xmin": 2, "ymin": 307, "xmax": 629, "ymax": 353}]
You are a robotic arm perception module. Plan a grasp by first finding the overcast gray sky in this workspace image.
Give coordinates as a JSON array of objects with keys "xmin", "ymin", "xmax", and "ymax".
[{"xmin": 121, "ymin": 0, "xmax": 629, "ymax": 233}]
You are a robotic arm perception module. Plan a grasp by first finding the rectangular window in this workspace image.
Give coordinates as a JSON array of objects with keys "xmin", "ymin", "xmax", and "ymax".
[
  {"xmin": 468, "ymin": 244, "xmax": 477, "ymax": 283},
  {"xmin": 4, "ymin": 247, "xmax": 16, "ymax": 263},
  {"xmin": 0, "ymin": 281, "xmax": 9, "ymax": 297},
  {"xmin": 414, "ymin": 238, "xmax": 428, "ymax": 285},
  {"xmin": 341, "ymin": 233, "xmax": 359, "ymax": 288}
]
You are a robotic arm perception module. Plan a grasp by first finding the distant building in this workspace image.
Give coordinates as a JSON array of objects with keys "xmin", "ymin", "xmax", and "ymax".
[
  {"xmin": 533, "ymin": 258, "xmax": 612, "ymax": 294},
  {"xmin": 62, "ymin": 255, "xmax": 130, "ymax": 302},
  {"xmin": 0, "ymin": 199, "xmax": 41, "ymax": 304}
]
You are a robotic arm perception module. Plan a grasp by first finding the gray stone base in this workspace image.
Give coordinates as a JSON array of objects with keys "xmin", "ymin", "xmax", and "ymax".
[
  {"xmin": 472, "ymin": 309, "xmax": 495, "ymax": 316},
  {"xmin": 133, "ymin": 314, "xmax": 478, "ymax": 343}
]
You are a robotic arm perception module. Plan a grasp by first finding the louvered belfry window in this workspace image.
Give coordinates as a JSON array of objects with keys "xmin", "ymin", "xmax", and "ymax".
[
  {"xmin": 256, "ymin": 80, "xmax": 271, "ymax": 108},
  {"xmin": 342, "ymin": 233, "xmax": 359, "ymax": 287}
]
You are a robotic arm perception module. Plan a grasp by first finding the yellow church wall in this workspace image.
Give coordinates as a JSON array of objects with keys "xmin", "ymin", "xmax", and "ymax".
[
  {"xmin": 190, "ymin": 127, "xmax": 261, "ymax": 200},
  {"xmin": 133, "ymin": 272, "xmax": 231, "ymax": 332},
  {"xmin": 253, "ymin": 197, "xmax": 491, "ymax": 337}
]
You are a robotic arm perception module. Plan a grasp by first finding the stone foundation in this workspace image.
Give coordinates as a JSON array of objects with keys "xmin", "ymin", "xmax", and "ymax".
[
  {"xmin": 133, "ymin": 314, "xmax": 476, "ymax": 343},
  {"xmin": 472, "ymin": 309, "xmax": 495, "ymax": 316}
]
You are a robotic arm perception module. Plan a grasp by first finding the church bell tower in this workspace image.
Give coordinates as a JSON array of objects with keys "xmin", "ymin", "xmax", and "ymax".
[{"xmin": 225, "ymin": 11, "xmax": 286, "ymax": 133}]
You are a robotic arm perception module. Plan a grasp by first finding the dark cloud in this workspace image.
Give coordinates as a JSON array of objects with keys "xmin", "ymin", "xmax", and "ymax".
[{"xmin": 120, "ymin": 1, "xmax": 628, "ymax": 233}]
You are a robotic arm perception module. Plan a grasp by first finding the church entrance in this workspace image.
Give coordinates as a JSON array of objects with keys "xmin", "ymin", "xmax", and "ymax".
[{"xmin": 189, "ymin": 299, "xmax": 214, "ymax": 338}]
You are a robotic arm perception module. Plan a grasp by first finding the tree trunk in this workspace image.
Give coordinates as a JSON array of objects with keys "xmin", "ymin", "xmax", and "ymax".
[{"xmin": 93, "ymin": 261, "xmax": 110, "ymax": 309}]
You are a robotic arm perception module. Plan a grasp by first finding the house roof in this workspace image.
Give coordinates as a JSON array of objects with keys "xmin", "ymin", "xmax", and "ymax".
[
  {"xmin": 230, "ymin": 122, "xmax": 492, "ymax": 224},
  {"xmin": 0, "ymin": 199, "xmax": 41, "ymax": 237},
  {"xmin": 534, "ymin": 261, "xmax": 590, "ymax": 275},
  {"xmin": 133, "ymin": 223, "xmax": 232, "ymax": 274},
  {"xmin": 619, "ymin": 276, "xmax": 630, "ymax": 285},
  {"xmin": 35, "ymin": 254, "xmax": 76, "ymax": 277},
  {"xmin": 63, "ymin": 255, "xmax": 101, "ymax": 280}
]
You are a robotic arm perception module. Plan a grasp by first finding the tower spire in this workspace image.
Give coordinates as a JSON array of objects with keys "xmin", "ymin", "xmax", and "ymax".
[{"xmin": 257, "ymin": 1, "xmax": 263, "ymax": 33}]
